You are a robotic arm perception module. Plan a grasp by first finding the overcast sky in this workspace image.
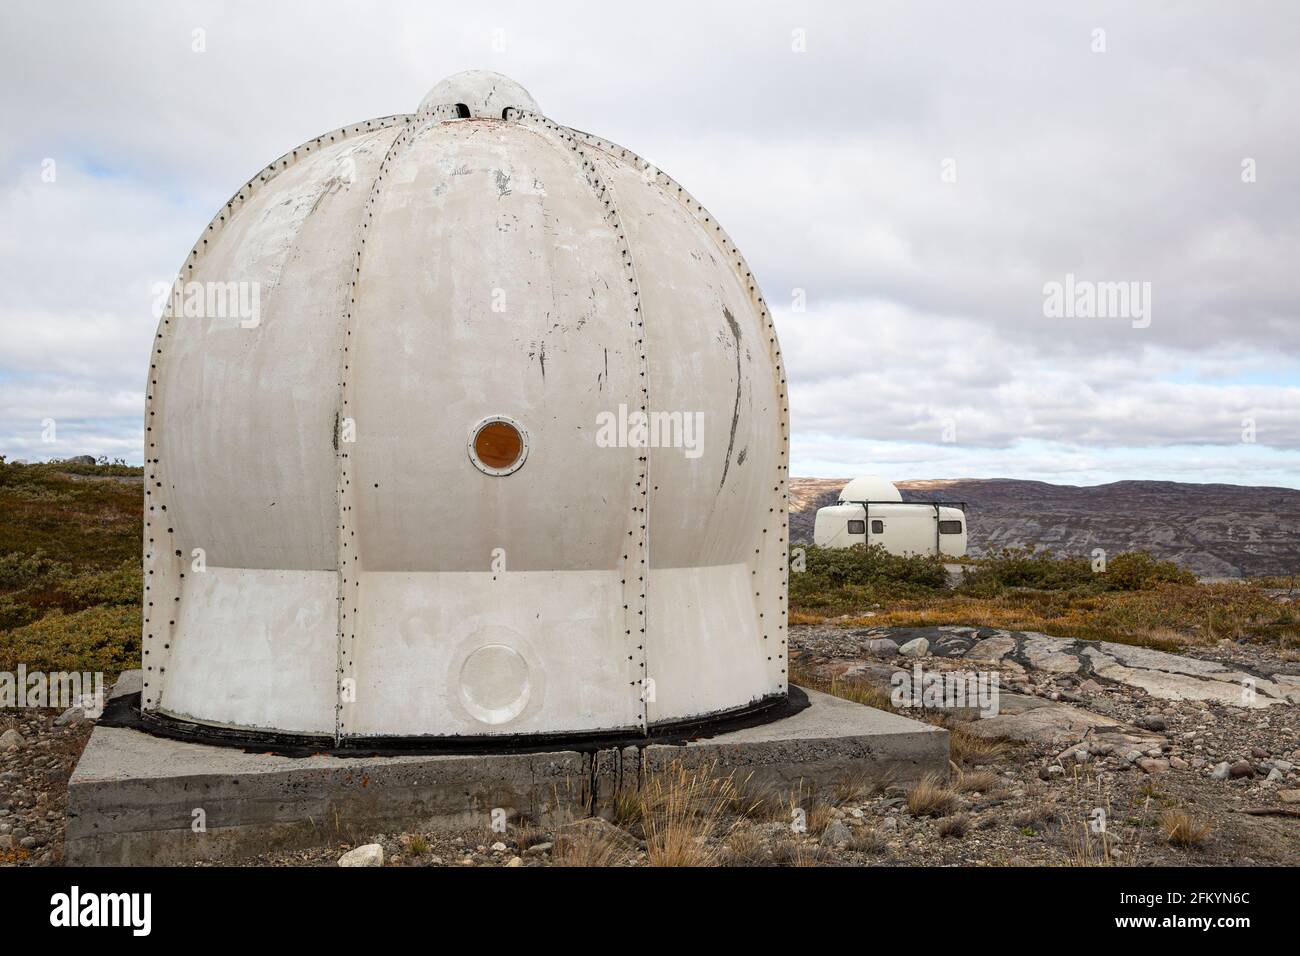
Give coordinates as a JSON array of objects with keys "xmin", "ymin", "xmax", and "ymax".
[{"xmin": 2, "ymin": 1, "xmax": 1297, "ymax": 486}]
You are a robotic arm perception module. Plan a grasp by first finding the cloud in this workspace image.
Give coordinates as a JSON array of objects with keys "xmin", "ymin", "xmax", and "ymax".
[
  {"xmin": 0, "ymin": 0, "xmax": 1296, "ymax": 485},
  {"xmin": 779, "ymin": 299, "xmax": 1300, "ymax": 450}
]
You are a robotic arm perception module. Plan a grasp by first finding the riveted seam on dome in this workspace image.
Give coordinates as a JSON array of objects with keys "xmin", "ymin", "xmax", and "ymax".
[
  {"xmin": 507, "ymin": 107, "xmax": 653, "ymax": 729},
  {"xmin": 563, "ymin": 126, "xmax": 792, "ymax": 692},
  {"xmin": 140, "ymin": 114, "xmax": 413, "ymax": 714},
  {"xmin": 331, "ymin": 105, "xmax": 461, "ymax": 742}
]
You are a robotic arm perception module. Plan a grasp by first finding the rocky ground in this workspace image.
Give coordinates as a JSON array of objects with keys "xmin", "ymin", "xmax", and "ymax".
[
  {"xmin": 0, "ymin": 708, "xmax": 92, "ymax": 866},
  {"xmin": 785, "ymin": 623, "xmax": 1300, "ymax": 865},
  {"xmin": 240, "ymin": 623, "xmax": 1300, "ymax": 867},
  {"xmin": 3, "ymin": 624, "xmax": 1297, "ymax": 867}
]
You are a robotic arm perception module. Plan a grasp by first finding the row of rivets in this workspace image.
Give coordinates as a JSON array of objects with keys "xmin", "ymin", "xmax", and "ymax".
[{"xmin": 140, "ymin": 115, "xmax": 413, "ymax": 712}]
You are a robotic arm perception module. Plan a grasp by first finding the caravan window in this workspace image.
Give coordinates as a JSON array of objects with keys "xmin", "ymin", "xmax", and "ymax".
[
  {"xmin": 938, "ymin": 520, "xmax": 963, "ymax": 534},
  {"xmin": 847, "ymin": 520, "xmax": 865, "ymax": 535},
  {"xmin": 871, "ymin": 520, "xmax": 884, "ymax": 534}
]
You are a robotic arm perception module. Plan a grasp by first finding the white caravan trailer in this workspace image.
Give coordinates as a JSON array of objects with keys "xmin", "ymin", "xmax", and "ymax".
[{"xmin": 813, "ymin": 475, "xmax": 968, "ymax": 557}]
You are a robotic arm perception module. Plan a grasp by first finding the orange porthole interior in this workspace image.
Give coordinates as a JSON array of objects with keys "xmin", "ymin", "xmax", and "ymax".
[{"xmin": 473, "ymin": 420, "xmax": 524, "ymax": 471}]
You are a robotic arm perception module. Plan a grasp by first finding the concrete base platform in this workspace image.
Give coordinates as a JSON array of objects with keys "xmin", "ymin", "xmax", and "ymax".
[{"xmin": 66, "ymin": 672, "xmax": 949, "ymax": 865}]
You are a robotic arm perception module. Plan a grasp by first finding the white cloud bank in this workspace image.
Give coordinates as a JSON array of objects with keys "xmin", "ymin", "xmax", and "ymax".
[{"xmin": 0, "ymin": 1, "xmax": 1296, "ymax": 485}]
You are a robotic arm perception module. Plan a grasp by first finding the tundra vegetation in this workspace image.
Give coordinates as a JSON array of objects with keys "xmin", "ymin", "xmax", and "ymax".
[
  {"xmin": 0, "ymin": 458, "xmax": 142, "ymax": 676},
  {"xmin": 790, "ymin": 542, "xmax": 1298, "ymax": 655},
  {"xmin": 0, "ymin": 457, "xmax": 1295, "ymax": 677}
]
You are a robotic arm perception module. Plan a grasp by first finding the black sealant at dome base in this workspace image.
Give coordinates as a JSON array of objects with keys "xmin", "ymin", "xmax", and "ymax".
[{"xmin": 101, "ymin": 686, "xmax": 809, "ymax": 758}]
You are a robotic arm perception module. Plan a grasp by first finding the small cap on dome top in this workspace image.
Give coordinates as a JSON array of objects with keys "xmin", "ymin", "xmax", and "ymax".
[
  {"xmin": 418, "ymin": 70, "xmax": 539, "ymax": 119},
  {"xmin": 838, "ymin": 475, "xmax": 903, "ymax": 503}
]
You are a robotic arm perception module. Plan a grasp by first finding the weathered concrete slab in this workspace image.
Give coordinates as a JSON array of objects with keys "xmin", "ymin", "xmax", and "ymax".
[{"xmin": 66, "ymin": 673, "xmax": 947, "ymax": 865}]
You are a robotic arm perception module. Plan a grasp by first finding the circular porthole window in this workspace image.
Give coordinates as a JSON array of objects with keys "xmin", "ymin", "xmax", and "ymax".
[{"xmin": 468, "ymin": 416, "xmax": 529, "ymax": 476}]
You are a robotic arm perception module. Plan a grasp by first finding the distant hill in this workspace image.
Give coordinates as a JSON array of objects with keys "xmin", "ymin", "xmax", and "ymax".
[{"xmin": 789, "ymin": 477, "xmax": 1300, "ymax": 578}]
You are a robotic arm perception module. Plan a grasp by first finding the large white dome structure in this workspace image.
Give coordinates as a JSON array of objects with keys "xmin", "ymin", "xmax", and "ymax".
[{"xmin": 140, "ymin": 71, "xmax": 790, "ymax": 746}]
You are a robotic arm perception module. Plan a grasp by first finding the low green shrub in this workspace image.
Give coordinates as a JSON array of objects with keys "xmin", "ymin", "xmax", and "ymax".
[
  {"xmin": 0, "ymin": 550, "xmax": 70, "ymax": 591},
  {"xmin": 1101, "ymin": 551, "xmax": 1197, "ymax": 590},
  {"xmin": 956, "ymin": 547, "xmax": 1194, "ymax": 595},
  {"xmin": 956, "ymin": 547, "xmax": 1095, "ymax": 593},
  {"xmin": 0, "ymin": 604, "xmax": 141, "ymax": 676},
  {"xmin": 0, "ymin": 596, "xmax": 40, "ymax": 631},
  {"xmin": 790, "ymin": 543, "xmax": 948, "ymax": 611},
  {"xmin": 55, "ymin": 560, "xmax": 141, "ymax": 608}
]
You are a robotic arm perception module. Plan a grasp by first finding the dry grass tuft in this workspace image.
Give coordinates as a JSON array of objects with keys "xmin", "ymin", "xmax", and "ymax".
[
  {"xmin": 750, "ymin": 788, "xmax": 797, "ymax": 824},
  {"xmin": 849, "ymin": 828, "xmax": 889, "ymax": 854},
  {"xmin": 609, "ymin": 787, "xmax": 644, "ymax": 830},
  {"xmin": 788, "ymin": 610, "xmax": 824, "ymax": 625},
  {"xmin": 772, "ymin": 839, "xmax": 825, "ymax": 867},
  {"xmin": 721, "ymin": 829, "xmax": 768, "ymax": 866},
  {"xmin": 552, "ymin": 827, "xmax": 632, "ymax": 867},
  {"xmin": 946, "ymin": 724, "xmax": 1012, "ymax": 766},
  {"xmin": 832, "ymin": 773, "xmax": 870, "ymax": 804},
  {"xmin": 954, "ymin": 770, "xmax": 1000, "ymax": 793},
  {"xmin": 824, "ymin": 676, "xmax": 895, "ymax": 712},
  {"xmin": 760, "ymin": 785, "xmax": 838, "ymax": 836},
  {"xmin": 510, "ymin": 822, "xmax": 550, "ymax": 852},
  {"xmin": 721, "ymin": 773, "xmax": 771, "ymax": 820},
  {"xmin": 638, "ymin": 762, "xmax": 738, "ymax": 867},
  {"xmin": 865, "ymin": 767, "xmax": 898, "ymax": 796},
  {"xmin": 1137, "ymin": 778, "xmax": 1167, "ymax": 800},
  {"xmin": 1063, "ymin": 821, "xmax": 1112, "ymax": 867},
  {"xmin": 806, "ymin": 802, "xmax": 836, "ymax": 837},
  {"xmin": 1011, "ymin": 806, "xmax": 1058, "ymax": 833},
  {"xmin": 906, "ymin": 773, "xmax": 961, "ymax": 817},
  {"xmin": 789, "ymin": 662, "xmax": 897, "ymax": 713},
  {"xmin": 937, "ymin": 813, "xmax": 970, "ymax": 839},
  {"xmin": 1158, "ymin": 808, "xmax": 1211, "ymax": 847}
]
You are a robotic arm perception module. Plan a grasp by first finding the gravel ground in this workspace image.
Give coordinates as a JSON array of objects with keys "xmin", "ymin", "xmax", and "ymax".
[
  {"xmin": 0, "ymin": 709, "xmax": 92, "ymax": 866},
  {"xmin": 3, "ymin": 623, "xmax": 1296, "ymax": 867}
]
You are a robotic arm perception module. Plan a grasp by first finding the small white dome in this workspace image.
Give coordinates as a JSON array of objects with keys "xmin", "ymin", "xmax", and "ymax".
[
  {"xmin": 417, "ymin": 69, "xmax": 539, "ymax": 118},
  {"xmin": 838, "ymin": 475, "xmax": 902, "ymax": 503}
]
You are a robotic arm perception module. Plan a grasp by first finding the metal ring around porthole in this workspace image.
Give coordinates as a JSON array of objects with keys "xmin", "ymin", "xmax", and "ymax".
[{"xmin": 468, "ymin": 416, "xmax": 529, "ymax": 476}]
